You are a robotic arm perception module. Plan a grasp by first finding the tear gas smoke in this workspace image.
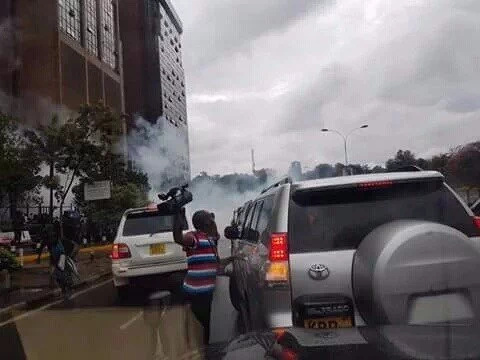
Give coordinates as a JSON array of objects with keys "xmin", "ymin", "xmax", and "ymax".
[{"xmin": 127, "ymin": 117, "xmax": 278, "ymax": 232}]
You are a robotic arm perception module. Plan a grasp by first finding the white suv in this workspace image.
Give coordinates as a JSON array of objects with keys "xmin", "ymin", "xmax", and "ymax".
[
  {"xmin": 225, "ymin": 171, "xmax": 480, "ymax": 331},
  {"xmin": 112, "ymin": 206, "xmax": 187, "ymax": 298}
]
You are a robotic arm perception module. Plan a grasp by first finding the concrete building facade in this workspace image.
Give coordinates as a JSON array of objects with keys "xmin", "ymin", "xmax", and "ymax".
[
  {"xmin": 0, "ymin": 0, "xmax": 125, "ymax": 122},
  {"xmin": 119, "ymin": 0, "xmax": 190, "ymax": 181}
]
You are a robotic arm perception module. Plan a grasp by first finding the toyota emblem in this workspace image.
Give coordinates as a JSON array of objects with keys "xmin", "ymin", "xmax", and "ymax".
[{"xmin": 308, "ymin": 264, "xmax": 329, "ymax": 280}]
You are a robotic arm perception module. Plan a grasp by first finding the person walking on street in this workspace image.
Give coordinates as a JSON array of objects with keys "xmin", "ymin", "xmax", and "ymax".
[
  {"xmin": 172, "ymin": 209, "xmax": 232, "ymax": 346},
  {"xmin": 13, "ymin": 211, "xmax": 24, "ymax": 245}
]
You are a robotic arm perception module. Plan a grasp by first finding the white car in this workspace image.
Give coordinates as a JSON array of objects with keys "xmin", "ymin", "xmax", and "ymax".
[{"xmin": 111, "ymin": 206, "xmax": 187, "ymax": 298}]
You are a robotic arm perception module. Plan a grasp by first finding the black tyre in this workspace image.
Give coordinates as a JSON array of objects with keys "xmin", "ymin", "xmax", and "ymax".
[
  {"xmin": 229, "ymin": 277, "xmax": 242, "ymax": 312},
  {"xmin": 116, "ymin": 286, "xmax": 130, "ymax": 302}
]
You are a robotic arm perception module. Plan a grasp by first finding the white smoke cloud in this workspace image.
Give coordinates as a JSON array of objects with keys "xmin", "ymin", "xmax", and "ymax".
[
  {"xmin": 127, "ymin": 116, "xmax": 282, "ymax": 235},
  {"xmin": 128, "ymin": 117, "xmax": 190, "ymax": 196}
]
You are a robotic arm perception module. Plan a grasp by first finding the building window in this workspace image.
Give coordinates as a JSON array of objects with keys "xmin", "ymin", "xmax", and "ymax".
[
  {"xmin": 58, "ymin": 0, "xmax": 81, "ymax": 42},
  {"xmin": 85, "ymin": 0, "xmax": 98, "ymax": 56},
  {"xmin": 101, "ymin": 0, "xmax": 117, "ymax": 70}
]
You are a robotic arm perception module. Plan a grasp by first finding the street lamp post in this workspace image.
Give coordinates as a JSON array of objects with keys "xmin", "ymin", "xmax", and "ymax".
[{"xmin": 321, "ymin": 125, "xmax": 368, "ymax": 175}]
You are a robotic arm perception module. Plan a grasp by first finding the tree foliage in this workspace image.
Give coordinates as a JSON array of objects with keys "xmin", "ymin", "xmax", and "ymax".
[
  {"xmin": 447, "ymin": 142, "xmax": 480, "ymax": 188},
  {"xmin": 24, "ymin": 103, "xmax": 134, "ymax": 234},
  {"xmin": 0, "ymin": 112, "xmax": 42, "ymax": 217},
  {"xmin": 385, "ymin": 150, "xmax": 418, "ymax": 171}
]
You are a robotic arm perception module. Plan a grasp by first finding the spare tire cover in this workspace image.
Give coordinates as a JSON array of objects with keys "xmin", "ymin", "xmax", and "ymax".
[{"xmin": 353, "ymin": 220, "xmax": 480, "ymax": 325}]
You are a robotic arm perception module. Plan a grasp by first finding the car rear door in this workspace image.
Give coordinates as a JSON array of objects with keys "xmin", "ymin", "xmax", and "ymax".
[
  {"xmin": 287, "ymin": 179, "xmax": 479, "ymax": 329},
  {"xmin": 118, "ymin": 210, "xmax": 186, "ymax": 267}
]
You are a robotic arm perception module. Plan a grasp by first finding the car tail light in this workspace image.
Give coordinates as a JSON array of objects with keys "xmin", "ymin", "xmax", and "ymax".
[
  {"xmin": 280, "ymin": 348, "xmax": 298, "ymax": 360},
  {"xmin": 112, "ymin": 243, "xmax": 131, "ymax": 260},
  {"xmin": 473, "ymin": 217, "xmax": 480, "ymax": 231},
  {"xmin": 358, "ymin": 180, "xmax": 393, "ymax": 189},
  {"xmin": 269, "ymin": 233, "xmax": 288, "ymax": 261},
  {"xmin": 266, "ymin": 233, "xmax": 289, "ymax": 283}
]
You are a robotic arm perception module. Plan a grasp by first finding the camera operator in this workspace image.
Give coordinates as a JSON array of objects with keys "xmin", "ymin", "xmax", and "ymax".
[{"xmin": 172, "ymin": 208, "xmax": 232, "ymax": 346}]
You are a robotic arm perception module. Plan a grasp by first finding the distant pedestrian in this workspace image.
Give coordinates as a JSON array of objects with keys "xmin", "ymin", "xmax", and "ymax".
[
  {"xmin": 37, "ymin": 221, "xmax": 58, "ymax": 287},
  {"xmin": 13, "ymin": 211, "xmax": 24, "ymax": 245},
  {"xmin": 37, "ymin": 222, "xmax": 54, "ymax": 263}
]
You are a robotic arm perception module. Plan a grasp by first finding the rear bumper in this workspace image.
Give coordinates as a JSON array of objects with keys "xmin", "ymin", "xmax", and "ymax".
[
  {"xmin": 112, "ymin": 260, "xmax": 187, "ymax": 280},
  {"xmin": 262, "ymin": 288, "xmax": 294, "ymax": 328}
]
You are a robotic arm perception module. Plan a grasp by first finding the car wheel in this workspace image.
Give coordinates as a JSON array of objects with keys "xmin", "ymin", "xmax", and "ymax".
[
  {"xmin": 116, "ymin": 286, "xmax": 130, "ymax": 302},
  {"xmin": 229, "ymin": 277, "xmax": 242, "ymax": 312}
]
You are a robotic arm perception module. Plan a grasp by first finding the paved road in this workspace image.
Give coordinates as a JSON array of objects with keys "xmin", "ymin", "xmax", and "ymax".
[{"xmin": 0, "ymin": 275, "xmax": 239, "ymax": 360}]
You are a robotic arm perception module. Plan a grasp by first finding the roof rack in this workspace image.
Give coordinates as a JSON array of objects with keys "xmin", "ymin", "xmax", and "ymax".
[{"xmin": 260, "ymin": 176, "xmax": 292, "ymax": 194}]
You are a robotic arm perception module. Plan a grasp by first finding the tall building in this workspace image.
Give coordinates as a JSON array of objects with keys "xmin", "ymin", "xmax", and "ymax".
[
  {"xmin": 120, "ymin": 0, "xmax": 187, "ymax": 127},
  {"xmin": 0, "ymin": 0, "xmax": 125, "ymax": 122},
  {"xmin": 119, "ymin": 0, "xmax": 190, "ymax": 181}
]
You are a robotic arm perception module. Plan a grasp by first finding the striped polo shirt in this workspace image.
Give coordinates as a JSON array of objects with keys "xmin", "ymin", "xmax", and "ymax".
[{"xmin": 183, "ymin": 231, "xmax": 219, "ymax": 295}]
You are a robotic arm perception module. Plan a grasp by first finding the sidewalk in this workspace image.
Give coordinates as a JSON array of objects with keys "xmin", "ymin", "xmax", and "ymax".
[
  {"xmin": 0, "ymin": 248, "xmax": 112, "ymax": 310},
  {"xmin": 21, "ymin": 243, "xmax": 112, "ymax": 264}
]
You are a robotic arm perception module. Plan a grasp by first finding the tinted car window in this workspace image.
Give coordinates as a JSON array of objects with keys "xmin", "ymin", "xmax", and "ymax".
[
  {"xmin": 242, "ymin": 204, "xmax": 257, "ymax": 239},
  {"xmin": 289, "ymin": 181, "xmax": 477, "ymax": 253},
  {"xmin": 257, "ymin": 196, "xmax": 275, "ymax": 244},
  {"xmin": 237, "ymin": 202, "xmax": 251, "ymax": 237},
  {"xmin": 122, "ymin": 211, "xmax": 184, "ymax": 236},
  {"xmin": 247, "ymin": 201, "xmax": 263, "ymax": 242}
]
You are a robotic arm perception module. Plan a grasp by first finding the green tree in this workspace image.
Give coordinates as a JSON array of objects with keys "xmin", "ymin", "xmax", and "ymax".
[
  {"xmin": 25, "ymin": 103, "xmax": 123, "ymax": 236},
  {"xmin": 24, "ymin": 116, "xmax": 65, "ymax": 220},
  {"xmin": 0, "ymin": 112, "xmax": 42, "ymax": 219},
  {"xmin": 385, "ymin": 150, "xmax": 417, "ymax": 170},
  {"xmin": 429, "ymin": 153, "xmax": 451, "ymax": 176},
  {"xmin": 447, "ymin": 142, "xmax": 480, "ymax": 203}
]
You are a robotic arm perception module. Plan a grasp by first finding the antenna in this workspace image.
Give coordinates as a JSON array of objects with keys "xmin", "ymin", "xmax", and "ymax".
[{"xmin": 251, "ymin": 149, "xmax": 256, "ymax": 174}]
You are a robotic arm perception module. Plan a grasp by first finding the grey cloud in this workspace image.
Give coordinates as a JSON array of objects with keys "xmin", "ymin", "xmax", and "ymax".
[
  {"xmin": 177, "ymin": 0, "xmax": 480, "ymax": 175},
  {"xmin": 177, "ymin": 0, "xmax": 328, "ymax": 70},
  {"xmin": 445, "ymin": 94, "xmax": 480, "ymax": 114},
  {"xmin": 379, "ymin": 10, "xmax": 480, "ymax": 111},
  {"xmin": 275, "ymin": 64, "xmax": 351, "ymax": 134}
]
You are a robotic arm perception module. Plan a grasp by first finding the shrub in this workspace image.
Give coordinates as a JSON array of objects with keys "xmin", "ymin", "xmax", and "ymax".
[{"xmin": 0, "ymin": 247, "xmax": 21, "ymax": 272}]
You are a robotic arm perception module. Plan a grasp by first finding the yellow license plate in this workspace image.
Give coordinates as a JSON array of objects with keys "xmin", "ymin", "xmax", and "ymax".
[
  {"xmin": 150, "ymin": 243, "xmax": 166, "ymax": 255},
  {"xmin": 304, "ymin": 316, "xmax": 353, "ymax": 329}
]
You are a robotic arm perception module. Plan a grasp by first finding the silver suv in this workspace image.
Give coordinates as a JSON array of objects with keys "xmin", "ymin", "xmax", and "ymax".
[{"xmin": 224, "ymin": 171, "xmax": 480, "ymax": 331}]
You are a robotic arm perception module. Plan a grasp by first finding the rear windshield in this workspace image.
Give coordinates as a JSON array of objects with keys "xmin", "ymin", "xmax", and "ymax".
[
  {"xmin": 289, "ymin": 180, "xmax": 476, "ymax": 253},
  {"xmin": 122, "ymin": 211, "xmax": 184, "ymax": 236}
]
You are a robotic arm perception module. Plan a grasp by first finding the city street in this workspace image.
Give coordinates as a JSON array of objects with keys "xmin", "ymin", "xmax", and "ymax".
[{"xmin": 0, "ymin": 274, "xmax": 239, "ymax": 360}]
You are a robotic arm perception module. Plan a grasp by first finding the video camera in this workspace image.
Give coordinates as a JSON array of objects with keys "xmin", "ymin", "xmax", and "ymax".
[{"xmin": 157, "ymin": 184, "xmax": 193, "ymax": 214}]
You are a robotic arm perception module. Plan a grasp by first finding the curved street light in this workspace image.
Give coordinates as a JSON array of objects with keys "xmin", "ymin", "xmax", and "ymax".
[{"xmin": 321, "ymin": 125, "xmax": 369, "ymax": 174}]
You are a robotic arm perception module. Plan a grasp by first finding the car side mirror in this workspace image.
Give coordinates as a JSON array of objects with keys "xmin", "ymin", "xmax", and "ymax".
[{"xmin": 224, "ymin": 225, "xmax": 239, "ymax": 240}]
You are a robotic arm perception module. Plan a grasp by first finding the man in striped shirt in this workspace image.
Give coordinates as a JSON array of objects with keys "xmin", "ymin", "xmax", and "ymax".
[{"xmin": 173, "ymin": 209, "xmax": 231, "ymax": 345}]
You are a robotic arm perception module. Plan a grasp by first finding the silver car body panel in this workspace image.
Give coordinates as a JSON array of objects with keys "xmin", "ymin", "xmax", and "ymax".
[{"xmin": 230, "ymin": 171, "xmax": 479, "ymax": 329}]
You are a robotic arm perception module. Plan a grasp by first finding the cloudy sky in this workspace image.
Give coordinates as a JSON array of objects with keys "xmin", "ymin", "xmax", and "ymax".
[{"xmin": 174, "ymin": 0, "xmax": 480, "ymax": 176}]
